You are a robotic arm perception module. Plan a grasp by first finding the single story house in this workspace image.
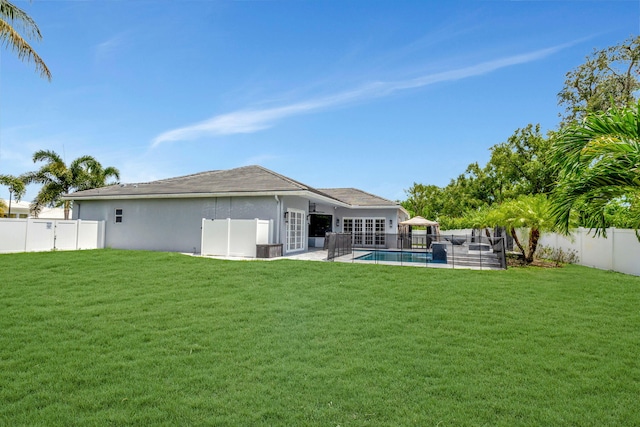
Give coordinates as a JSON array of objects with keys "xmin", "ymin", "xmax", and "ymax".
[
  {"xmin": 2, "ymin": 200, "xmax": 67, "ymax": 219},
  {"xmin": 65, "ymin": 165, "xmax": 409, "ymax": 255}
]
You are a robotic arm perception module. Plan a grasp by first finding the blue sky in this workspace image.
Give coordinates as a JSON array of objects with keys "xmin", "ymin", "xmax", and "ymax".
[{"xmin": 1, "ymin": 0, "xmax": 638, "ymax": 203}]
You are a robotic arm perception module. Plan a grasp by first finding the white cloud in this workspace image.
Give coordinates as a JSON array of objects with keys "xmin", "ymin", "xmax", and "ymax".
[
  {"xmin": 94, "ymin": 33, "xmax": 128, "ymax": 63},
  {"xmin": 151, "ymin": 42, "xmax": 572, "ymax": 147}
]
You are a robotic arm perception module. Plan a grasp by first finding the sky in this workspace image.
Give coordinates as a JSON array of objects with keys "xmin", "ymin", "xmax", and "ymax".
[{"xmin": 1, "ymin": 0, "xmax": 639, "ymax": 203}]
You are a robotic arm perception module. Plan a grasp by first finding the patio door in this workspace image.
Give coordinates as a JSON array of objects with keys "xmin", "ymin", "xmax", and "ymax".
[
  {"xmin": 344, "ymin": 217, "xmax": 386, "ymax": 247},
  {"xmin": 286, "ymin": 209, "xmax": 305, "ymax": 252}
]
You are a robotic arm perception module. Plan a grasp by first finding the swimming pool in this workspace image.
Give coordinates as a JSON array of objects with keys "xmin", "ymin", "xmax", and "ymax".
[{"xmin": 356, "ymin": 250, "xmax": 435, "ymax": 263}]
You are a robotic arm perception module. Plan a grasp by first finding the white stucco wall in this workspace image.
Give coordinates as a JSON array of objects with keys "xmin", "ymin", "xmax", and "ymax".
[{"xmin": 73, "ymin": 196, "xmax": 279, "ymax": 252}]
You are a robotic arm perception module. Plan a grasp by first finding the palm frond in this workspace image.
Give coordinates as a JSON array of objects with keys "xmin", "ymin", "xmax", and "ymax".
[
  {"xmin": 551, "ymin": 101, "xmax": 640, "ymax": 238},
  {"xmin": 0, "ymin": 1, "xmax": 51, "ymax": 81}
]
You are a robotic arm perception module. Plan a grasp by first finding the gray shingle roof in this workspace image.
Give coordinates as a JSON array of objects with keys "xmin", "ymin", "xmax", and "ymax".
[
  {"xmin": 69, "ymin": 165, "xmax": 321, "ymax": 197},
  {"xmin": 318, "ymin": 188, "xmax": 398, "ymax": 207},
  {"xmin": 67, "ymin": 165, "xmax": 400, "ymax": 208}
]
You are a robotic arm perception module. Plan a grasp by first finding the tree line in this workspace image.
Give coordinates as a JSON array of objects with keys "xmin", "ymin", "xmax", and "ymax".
[
  {"xmin": 3, "ymin": 1, "xmax": 639, "ymax": 262},
  {"xmin": 403, "ymin": 35, "xmax": 640, "ymax": 262}
]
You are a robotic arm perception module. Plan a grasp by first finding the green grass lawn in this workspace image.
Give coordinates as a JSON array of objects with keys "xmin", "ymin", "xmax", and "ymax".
[{"xmin": 1, "ymin": 250, "xmax": 639, "ymax": 426}]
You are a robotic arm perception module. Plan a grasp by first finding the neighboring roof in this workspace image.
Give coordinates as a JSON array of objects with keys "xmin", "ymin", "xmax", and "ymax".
[
  {"xmin": 2, "ymin": 200, "xmax": 31, "ymax": 211},
  {"xmin": 65, "ymin": 165, "xmax": 403, "ymax": 210},
  {"xmin": 1, "ymin": 200, "xmax": 67, "ymax": 219},
  {"xmin": 400, "ymin": 216, "xmax": 439, "ymax": 226},
  {"xmin": 318, "ymin": 188, "xmax": 399, "ymax": 207}
]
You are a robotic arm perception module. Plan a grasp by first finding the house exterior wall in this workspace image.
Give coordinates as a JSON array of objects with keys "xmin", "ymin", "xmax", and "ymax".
[
  {"xmin": 72, "ymin": 194, "xmax": 405, "ymax": 254},
  {"xmin": 73, "ymin": 196, "xmax": 279, "ymax": 252}
]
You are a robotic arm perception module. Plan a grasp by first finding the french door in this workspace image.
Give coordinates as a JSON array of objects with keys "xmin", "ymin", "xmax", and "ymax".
[
  {"xmin": 343, "ymin": 218, "xmax": 385, "ymax": 247},
  {"xmin": 286, "ymin": 209, "xmax": 305, "ymax": 252}
]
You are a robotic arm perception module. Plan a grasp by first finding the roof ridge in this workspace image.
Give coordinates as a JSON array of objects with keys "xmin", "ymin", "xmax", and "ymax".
[
  {"xmin": 249, "ymin": 165, "xmax": 310, "ymax": 191},
  {"xmin": 153, "ymin": 169, "xmax": 223, "ymax": 183},
  {"xmin": 112, "ymin": 170, "xmax": 224, "ymax": 187}
]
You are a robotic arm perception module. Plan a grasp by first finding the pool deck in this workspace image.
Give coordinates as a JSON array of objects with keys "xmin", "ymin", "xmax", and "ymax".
[{"xmin": 196, "ymin": 247, "xmax": 504, "ymax": 270}]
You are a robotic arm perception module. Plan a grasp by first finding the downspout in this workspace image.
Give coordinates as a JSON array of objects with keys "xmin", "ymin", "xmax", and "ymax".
[{"xmin": 274, "ymin": 195, "xmax": 281, "ymax": 244}]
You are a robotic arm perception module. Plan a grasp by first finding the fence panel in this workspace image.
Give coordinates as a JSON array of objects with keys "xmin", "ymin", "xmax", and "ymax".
[
  {"xmin": 342, "ymin": 232, "xmax": 505, "ymax": 269},
  {"xmin": 54, "ymin": 221, "xmax": 79, "ymax": 251},
  {"xmin": 25, "ymin": 220, "xmax": 56, "ymax": 252},
  {"xmin": 540, "ymin": 228, "xmax": 640, "ymax": 276},
  {"xmin": 612, "ymin": 229, "xmax": 640, "ymax": 276},
  {"xmin": 201, "ymin": 218, "xmax": 271, "ymax": 257},
  {"xmin": 201, "ymin": 218, "xmax": 230, "ymax": 256},
  {"xmin": 580, "ymin": 231, "xmax": 612, "ymax": 271},
  {"xmin": 77, "ymin": 221, "xmax": 105, "ymax": 249},
  {"xmin": 0, "ymin": 219, "xmax": 104, "ymax": 253},
  {"xmin": 0, "ymin": 219, "xmax": 28, "ymax": 253}
]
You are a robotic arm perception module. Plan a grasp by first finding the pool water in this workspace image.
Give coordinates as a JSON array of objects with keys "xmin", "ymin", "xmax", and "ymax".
[{"xmin": 356, "ymin": 250, "xmax": 433, "ymax": 263}]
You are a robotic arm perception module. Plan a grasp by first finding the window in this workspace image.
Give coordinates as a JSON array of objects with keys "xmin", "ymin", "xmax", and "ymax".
[{"xmin": 115, "ymin": 208, "xmax": 123, "ymax": 223}]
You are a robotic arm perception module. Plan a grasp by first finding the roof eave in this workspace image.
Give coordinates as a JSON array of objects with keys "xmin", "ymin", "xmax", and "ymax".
[{"xmin": 64, "ymin": 189, "xmax": 353, "ymax": 208}]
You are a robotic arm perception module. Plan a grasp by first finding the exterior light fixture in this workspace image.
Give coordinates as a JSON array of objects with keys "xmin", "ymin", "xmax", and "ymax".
[
  {"xmin": 284, "ymin": 211, "xmax": 289, "ymax": 223},
  {"xmin": 389, "ymin": 219, "xmax": 393, "ymax": 228},
  {"xmin": 335, "ymin": 217, "xmax": 340, "ymax": 227}
]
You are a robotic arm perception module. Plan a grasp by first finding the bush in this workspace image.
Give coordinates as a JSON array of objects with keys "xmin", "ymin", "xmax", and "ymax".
[{"xmin": 536, "ymin": 245, "xmax": 580, "ymax": 267}]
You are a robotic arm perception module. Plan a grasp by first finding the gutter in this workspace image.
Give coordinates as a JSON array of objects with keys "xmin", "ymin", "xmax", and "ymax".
[
  {"xmin": 274, "ymin": 195, "xmax": 281, "ymax": 245},
  {"xmin": 62, "ymin": 190, "xmax": 353, "ymax": 208}
]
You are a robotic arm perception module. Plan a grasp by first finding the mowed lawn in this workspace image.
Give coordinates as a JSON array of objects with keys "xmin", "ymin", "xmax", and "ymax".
[{"xmin": 1, "ymin": 250, "xmax": 639, "ymax": 426}]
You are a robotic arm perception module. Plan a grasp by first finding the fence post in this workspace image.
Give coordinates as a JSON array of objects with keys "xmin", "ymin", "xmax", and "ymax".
[
  {"xmin": 451, "ymin": 235, "xmax": 455, "ymax": 269},
  {"xmin": 23, "ymin": 219, "xmax": 29, "ymax": 252},
  {"xmin": 609, "ymin": 227, "xmax": 615, "ymax": 271},
  {"xmin": 75, "ymin": 220, "xmax": 81, "ymax": 250}
]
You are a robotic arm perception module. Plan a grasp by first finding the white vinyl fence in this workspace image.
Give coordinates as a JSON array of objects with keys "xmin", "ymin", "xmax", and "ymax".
[
  {"xmin": 539, "ymin": 228, "xmax": 640, "ymax": 276},
  {"xmin": 0, "ymin": 218, "xmax": 105, "ymax": 253},
  {"xmin": 201, "ymin": 218, "xmax": 271, "ymax": 257}
]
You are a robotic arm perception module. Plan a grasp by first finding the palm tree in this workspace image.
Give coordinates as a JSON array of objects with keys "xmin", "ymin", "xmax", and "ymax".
[
  {"xmin": 23, "ymin": 150, "xmax": 120, "ymax": 220},
  {"xmin": 487, "ymin": 194, "xmax": 554, "ymax": 264},
  {"xmin": 0, "ymin": 0, "xmax": 51, "ymax": 80},
  {"xmin": 0, "ymin": 174, "xmax": 26, "ymax": 218},
  {"xmin": 80, "ymin": 160, "xmax": 120, "ymax": 190},
  {"xmin": 550, "ymin": 102, "xmax": 640, "ymax": 238}
]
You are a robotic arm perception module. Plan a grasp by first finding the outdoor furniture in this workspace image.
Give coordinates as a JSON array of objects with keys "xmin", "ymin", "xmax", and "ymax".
[
  {"xmin": 444, "ymin": 236, "xmax": 466, "ymax": 245},
  {"xmin": 256, "ymin": 244, "xmax": 283, "ymax": 258}
]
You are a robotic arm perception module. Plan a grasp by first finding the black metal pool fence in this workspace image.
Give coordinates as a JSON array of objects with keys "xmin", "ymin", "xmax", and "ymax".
[{"xmin": 326, "ymin": 232, "xmax": 508, "ymax": 270}]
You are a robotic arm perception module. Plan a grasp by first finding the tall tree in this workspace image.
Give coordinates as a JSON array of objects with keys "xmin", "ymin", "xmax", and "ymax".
[
  {"xmin": 24, "ymin": 150, "xmax": 120, "ymax": 219},
  {"xmin": 402, "ymin": 183, "xmax": 444, "ymax": 219},
  {"xmin": 488, "ymin": 124, "xmax": 556, "ymax": 197},
  {"xmin": 0, "ymin": 174, "xmax": 26, "ymax": 217},
  {"xmin": 558, "ymin": 35, "xmax": 640, "ymax": 125},
  {"xmin": 0, "ymin": 0, "xmax": 51, "ymax": 80},
  {"xmin": 550, "ymin": 102, "xmax": 640, "ymax": 238},
  {"xmin": 402, "ymin": 124, "xmax": 555, "ymax": 227}
]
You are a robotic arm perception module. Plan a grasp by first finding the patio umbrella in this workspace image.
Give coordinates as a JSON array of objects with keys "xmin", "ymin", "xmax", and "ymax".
[
  {"xmin": 400, "ymin": 216, "xmax": 440, "ymax": 237},
  {"xmin": 399, "ymin": 216, "xmax": 439, "ymax": 227}
]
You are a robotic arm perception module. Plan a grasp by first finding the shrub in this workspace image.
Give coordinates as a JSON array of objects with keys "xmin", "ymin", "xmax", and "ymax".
[{"xmin": 536, "ymin": 245, "xmax": 580, "ymax": 267}]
